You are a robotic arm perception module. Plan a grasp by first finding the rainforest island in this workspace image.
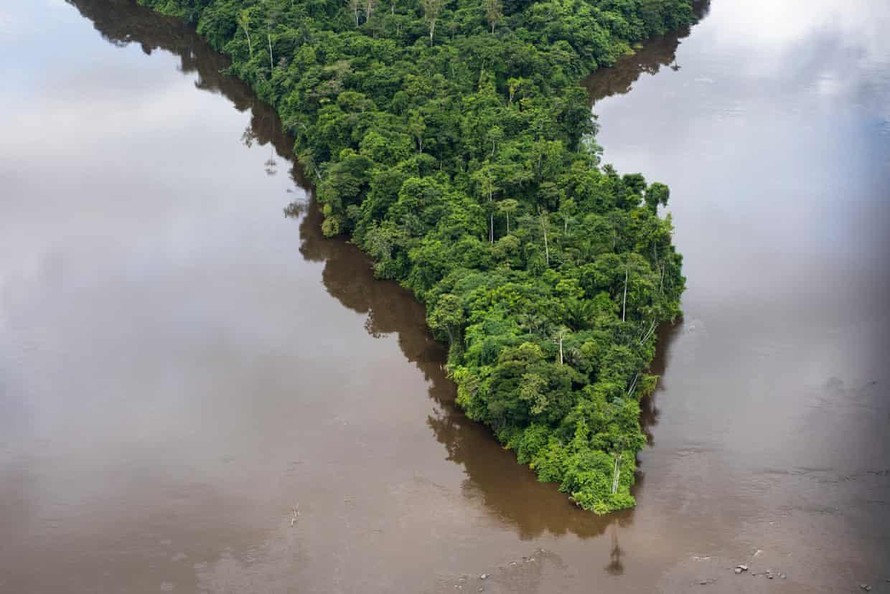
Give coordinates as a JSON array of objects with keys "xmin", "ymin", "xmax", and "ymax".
[{"xmin": 141, "ymin": 0, "xmax": 692, "ymax": 513}]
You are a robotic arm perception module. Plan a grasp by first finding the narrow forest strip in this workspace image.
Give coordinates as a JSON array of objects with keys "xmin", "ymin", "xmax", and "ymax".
[{"xmin": 140, "ymin": 0, "xmax": 691, "ymax": 513}]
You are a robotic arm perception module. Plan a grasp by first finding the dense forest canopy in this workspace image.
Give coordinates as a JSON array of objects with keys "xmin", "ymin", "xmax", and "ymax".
[{"xmin": 140, "ymin": 0, "xmax": 691, "ymax": 512}]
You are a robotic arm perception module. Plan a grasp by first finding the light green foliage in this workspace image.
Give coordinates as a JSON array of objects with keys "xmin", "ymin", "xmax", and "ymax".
[
  {"xmin": 428, "ymin": 293, "xmax": 465, "ymax": 344},
  {"xmin": 141, "ymin": 0, "xmax": 692, "ymax": 513}
]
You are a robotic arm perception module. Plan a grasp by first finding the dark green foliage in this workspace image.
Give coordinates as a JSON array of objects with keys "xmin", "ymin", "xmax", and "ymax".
[{"xmin": 140, "ymin": 0, "xmax": 690, "ymax": 512}]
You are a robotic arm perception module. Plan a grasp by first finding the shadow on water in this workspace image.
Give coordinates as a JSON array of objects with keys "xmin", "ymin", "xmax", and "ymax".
[
  {"xmin": 583, "ymin": 0, "xmax": 710, "ymax": 106},
  {"xmin": 640, "ymin": 321, "xmax": 682, "ymax": 445},
  {"xmin": 68, "ymin": 0, "xmax": 694, "ymax": 540},
  {"xmin": 67, "ymin": 0, "xmax": 300, "ymax": 175},
  {"xmin": 298, "ymin": 187, "xmax": 631, "ymax": 540}
]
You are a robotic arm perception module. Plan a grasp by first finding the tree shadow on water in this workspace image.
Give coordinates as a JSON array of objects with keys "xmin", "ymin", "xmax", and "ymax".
[
  {"xmin": 71, "ymin": 0, "xmax": 692, "ymax": 543},
  {"xmin": 298, "ymin": 204, "xmax": 630, "ymax": 540},
  {"xmin": 583, "ymin": 0, "xmax": 711, "ymax": 106}
]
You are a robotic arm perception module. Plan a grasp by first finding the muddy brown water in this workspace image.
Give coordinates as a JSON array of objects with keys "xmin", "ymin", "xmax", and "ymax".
[{"xmin": 1, "ymin": 0, "xmax": 888, "ymax": 592}]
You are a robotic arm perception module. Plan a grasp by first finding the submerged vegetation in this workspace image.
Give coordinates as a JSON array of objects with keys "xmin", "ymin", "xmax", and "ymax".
[{"xmin": 141, "ymin": 0, "xmax": 691, "ymax": 512}]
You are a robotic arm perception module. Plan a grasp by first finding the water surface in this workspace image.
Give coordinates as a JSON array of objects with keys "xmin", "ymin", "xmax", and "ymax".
[{"xmin": 0, "ymin": 0, "xmax": 888, "ymax": 592}]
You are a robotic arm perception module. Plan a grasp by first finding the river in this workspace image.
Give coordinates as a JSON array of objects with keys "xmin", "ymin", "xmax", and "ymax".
[{"xmin": 0, "ymin": 0, "xmax": 887, "ymax": 592}]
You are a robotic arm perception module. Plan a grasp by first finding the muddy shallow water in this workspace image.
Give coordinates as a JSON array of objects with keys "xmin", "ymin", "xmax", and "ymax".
[{"xmin": 1, "ymin": 0, "xmax": 888, "ymax": 592}]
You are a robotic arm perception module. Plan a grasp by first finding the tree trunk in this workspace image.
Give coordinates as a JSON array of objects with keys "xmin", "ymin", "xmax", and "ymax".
[
  {"xmin": 626, "ymin": 372, "xmax": 639, "ymax": 397},
  {"xmin": 244, "ymin": 28, "xmax": 253, "ymax": 57},
  {"xmin": 488, "ymin": 190, "xmax": 494, "ymax": 244},
  {"xmin": 621, "ymin": 268, "xmax": 628, "ymax": 322},
  {"xmin": 611, "ymin": 454, "xmax": 622, "ymax": 495},
  {"xmin": 542, "ymin": 218, "xmax": 550, "ymax": 266}
]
